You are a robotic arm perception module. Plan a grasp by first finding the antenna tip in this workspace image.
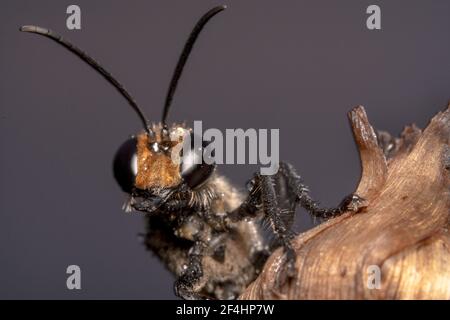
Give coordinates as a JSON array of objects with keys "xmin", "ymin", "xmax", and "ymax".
[
  {"xmin": 19, "ymin": 25, "xmax": 49, "ymax": 35},
  {"xmin": 20, "ymin": 25, "xmax": 34, "ymax": 32},
  {"xmin": 221, "ymin": 4, "xmax": 228, "ymax": 10}
]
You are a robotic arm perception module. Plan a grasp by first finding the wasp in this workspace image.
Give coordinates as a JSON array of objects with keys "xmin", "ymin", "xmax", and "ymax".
[{"xmin": 21, "ymin": 5, "xmax": 363, "ymax": 299}]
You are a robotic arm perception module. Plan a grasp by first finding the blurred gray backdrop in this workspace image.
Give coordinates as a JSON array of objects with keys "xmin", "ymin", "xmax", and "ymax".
[{"xmin": 0, "ymin": 0, "xmax": 449, "ymax": 299}]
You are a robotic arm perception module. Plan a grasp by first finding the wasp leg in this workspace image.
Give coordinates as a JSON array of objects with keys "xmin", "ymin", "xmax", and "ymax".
[
  {"xmin": 227, "ymin": 181, "xmax": 260, "ymax": 222},
  {"xmin": 174, "ymin": 240, "xmax": 210, "ymax": 300},
  {"xmin": 278, "ymin": 162, "xmax": 365, "ymax": 219},
  {"xmin": 228, "ymin": 172, "xmax": 297, "ymax": 288},
  {"xmin": 259, "ymin": 174, "xmax": 297, "ymax": 285},
  {"xmin": 226, "ymin": 162, "xmax": 365, "ymax": 290}
]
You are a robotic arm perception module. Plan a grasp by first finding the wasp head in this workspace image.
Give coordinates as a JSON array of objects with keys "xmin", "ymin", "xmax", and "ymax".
[
  {"xmin": 113, "ymin": 123, "xmax": 216, "ymax": 212},
  {"xmin": 20, "ymin": 5, "xmax": 227, "ymax": 213}
]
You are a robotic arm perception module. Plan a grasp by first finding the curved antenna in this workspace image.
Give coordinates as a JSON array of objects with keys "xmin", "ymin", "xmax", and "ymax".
[
  {"xmin": 20, "ymin": 25, "xmax": 152, "ymax": 136},
  {"xmin": 161, "ymin": 5, "xmax": 227, "ymax": 127}
]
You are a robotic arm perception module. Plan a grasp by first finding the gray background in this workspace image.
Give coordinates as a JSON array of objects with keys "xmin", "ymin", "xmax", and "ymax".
[{"xmin": 0, "ymin": 0, "xmax": 449, "ymax": 299}]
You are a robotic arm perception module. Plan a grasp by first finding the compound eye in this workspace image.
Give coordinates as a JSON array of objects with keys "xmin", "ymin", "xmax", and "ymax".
[
  {"xmin": 180, "ymin": 134, "xmax": 215, "ymax": 189},
  {"xmin": 113, "ymin": 137, "xmax": 138, "ymax": 193}
]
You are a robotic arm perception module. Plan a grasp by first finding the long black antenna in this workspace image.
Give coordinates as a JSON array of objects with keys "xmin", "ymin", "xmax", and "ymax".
[
  {"xmin": 20, "ymin": 25, "xmax": 152, "ymax": 136},
  {"xmin": 161, "ymin": 5, "xmax": 227, "ymax": 127}
]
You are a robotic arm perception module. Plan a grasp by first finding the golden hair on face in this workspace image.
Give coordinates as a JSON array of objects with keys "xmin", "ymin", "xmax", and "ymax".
[{"xmin": 134, "ymin": 126, "xmax": 187, "ymax": 190}]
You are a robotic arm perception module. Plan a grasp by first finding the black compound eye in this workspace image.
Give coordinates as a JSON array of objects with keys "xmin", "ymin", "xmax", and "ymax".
[
  {"xmin": 113, "ymin": 137, "xmax": 138, "ymax": 193},
  {"xmin": 180, "ymin": 134, "xmax": 215, "ymax": 189}
]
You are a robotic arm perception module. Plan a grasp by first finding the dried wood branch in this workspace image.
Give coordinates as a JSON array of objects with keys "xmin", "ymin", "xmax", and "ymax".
[{"xmin": 240, "ymin": 104, "xmax": 450, "ymax": 300}]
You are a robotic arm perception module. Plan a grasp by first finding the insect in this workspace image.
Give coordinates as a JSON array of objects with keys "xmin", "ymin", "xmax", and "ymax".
[{"xmin": 21, "ymin": 5, "xmax": 363, "ymax": 299}]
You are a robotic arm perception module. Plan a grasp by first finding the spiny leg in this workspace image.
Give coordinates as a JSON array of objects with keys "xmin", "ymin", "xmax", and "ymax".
[
  {"xmin": 259, "ymin": 174, "xmax": 297, "ymax": 283},
  {"xmin": 278, "ymin": 162, "xmax": 365, "ymax": 219},
  {"xmin": 174, "ymin": 240, "xmax": 208, "ymax": 300},
  {"xmin": 230, "ymin": 162, "xmax": 364, "ymax": 222},
  {"xmin": 228, "ymin": 169, "xmax": 301, "ymax": 279},
  {"xmin": 226, "ymin": 162, "xmax": 364, "ymax": 289},
  {"xmin": 227, "ymin": 172, "xmax": 297, "ymax": 287}
]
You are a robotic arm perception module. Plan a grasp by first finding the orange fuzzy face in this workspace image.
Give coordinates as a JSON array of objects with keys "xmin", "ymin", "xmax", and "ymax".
[
  {"xmin": 113, "ymin": 123, "xmax": 216, "ymax": 195},
  {"xmin": 134, "ymin": 125, "xmax": 188, "ymax": 190}
]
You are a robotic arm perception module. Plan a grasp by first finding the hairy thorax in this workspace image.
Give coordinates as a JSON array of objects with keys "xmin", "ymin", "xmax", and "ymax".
[{"xmin": 143, "ymin": 174, "xmax": 268, "ymax": 299}]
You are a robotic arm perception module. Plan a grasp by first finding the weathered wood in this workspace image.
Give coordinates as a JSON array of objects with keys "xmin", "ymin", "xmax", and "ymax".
[{"xmin": 240, "ymin": 104, "xmax": 450, "ymax": 300}]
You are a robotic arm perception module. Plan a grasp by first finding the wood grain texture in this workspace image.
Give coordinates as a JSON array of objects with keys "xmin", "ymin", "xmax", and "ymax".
[{"xmin": 240, "ymin": 104, "xmax": 450, "ymax": 300}]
